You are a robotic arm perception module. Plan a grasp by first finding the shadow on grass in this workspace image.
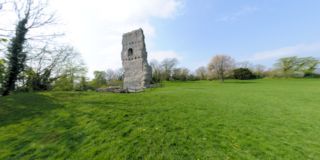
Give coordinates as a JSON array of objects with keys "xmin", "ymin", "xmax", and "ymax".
[{"xmin": 0, "ymin": 93, "xmax": 63, "ymax": 126}]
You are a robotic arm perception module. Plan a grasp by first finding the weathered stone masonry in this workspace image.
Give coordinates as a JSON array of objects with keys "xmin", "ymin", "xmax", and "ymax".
[{"xmin": 121, "ymin": 28, "xmax": 152, "ymax": 91}]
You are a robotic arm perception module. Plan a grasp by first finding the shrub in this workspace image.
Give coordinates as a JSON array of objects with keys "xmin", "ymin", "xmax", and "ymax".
[{"xmin": 233, "ymin": 68, "xmax": 255, "ymax": 80}]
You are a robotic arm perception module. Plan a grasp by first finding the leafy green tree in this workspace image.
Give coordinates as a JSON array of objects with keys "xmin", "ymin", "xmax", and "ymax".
[
  {"xmin": 24, "ymin": 67, "xmax": 52, "ymax": 91},
  {"xmin": 275, "ymin": 56, "xmax": 319, "ymax": 77},
  {"xmin": 298, "ymin": 57, "xmax": 319, "ymax": 77},
  {"xmin": 76, "ymin": 76, "xmax": 89, "ymax": 91},
  {"xmin": 275, "ymin": 57, "xmax": 299, "ymax": 77},
  {"xmin": 0, "ymin": 38, "xmax": 8, "ymax": 51},
  {"xmin": 172, "ymin": 67, "xmax": 189, "ymax": 81},
  {"xmin": 53, "ymin": 61, "xmax": 87, "ymax": 91},
  {"xmin": 0, "ymin": 59, "xmax": 6, "ymax": 91},
  {"xmin": 233, "ymin": 68, "xmax": 255, "ymax": 80},
  {"xmin": 90, "ymin": 71, "xmax": 107, "ymax": 89},
  {"xmin": 53, "ymin": 75, "xmax": 74, "ymax": 91},
  {"xmin": 187, "ymin": 74, "xmax": 199, "ymax": 81}
]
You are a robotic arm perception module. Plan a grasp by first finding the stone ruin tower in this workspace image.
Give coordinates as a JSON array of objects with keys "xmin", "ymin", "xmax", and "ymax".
[{"xmin": 121, "ymin": 28, "xmax": 152, "ymax": 91}]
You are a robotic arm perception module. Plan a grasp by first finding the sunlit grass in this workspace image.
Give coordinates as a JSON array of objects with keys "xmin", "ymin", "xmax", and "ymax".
[{"xmin": 1, "ymin": 79, "xmax": 320, "ymax": 159}]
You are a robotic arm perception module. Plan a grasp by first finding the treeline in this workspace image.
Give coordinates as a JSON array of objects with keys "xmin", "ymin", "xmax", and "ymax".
[
  {"xmin": 270, "ymin": 56, "xmax": 319, "ymax": 78},
  {"xmin": 1, "ymin": 48, "xmax": 319, "ymax": 95},
  {"xmin": 148, "ymin": 55, "xmax": 319, "ymax": 83},
  {"xmin": 82, "ymin": 69, "xmax": 124, "ymax": 90}
]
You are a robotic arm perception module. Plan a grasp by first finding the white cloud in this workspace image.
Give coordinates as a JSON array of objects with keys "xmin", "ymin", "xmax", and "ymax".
[
  {"xmin": 49, "ymin": 0, "xmax": 184, "ymax": 75},
  {"xmin": 218, "ymin": 6, "xmax": 258, "ymax": 22},
  {"xmin": 149, "ymin": 50, "xmax": 182, "ymax": 62},
  {"xmin": 251, "ymin": 42, "xmax": 320, "ymax": 61}
]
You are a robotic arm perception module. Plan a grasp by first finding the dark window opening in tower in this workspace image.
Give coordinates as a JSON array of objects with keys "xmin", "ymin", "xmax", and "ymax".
[{"xmin": 128, "ymin": 48, "xmax": 133, "ymax": 57}]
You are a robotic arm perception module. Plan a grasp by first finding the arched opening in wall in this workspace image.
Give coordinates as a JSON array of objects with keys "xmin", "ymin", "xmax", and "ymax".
[{"xmin": 128, "ymin": 48, "xmax": 133, "ymax": 57}]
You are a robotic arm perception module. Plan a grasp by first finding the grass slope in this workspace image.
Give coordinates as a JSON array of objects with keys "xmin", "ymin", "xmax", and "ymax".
[{"xmin": 0, "ymin": 79, "xmax": 320, "ymax": 159}]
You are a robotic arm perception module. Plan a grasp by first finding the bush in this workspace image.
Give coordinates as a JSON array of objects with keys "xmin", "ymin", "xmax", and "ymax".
[
  {"xmin": 52, "ymin": 76, "xmax": 74, "ymax": 91},
  {"xmin": 233, "ymin": 68, "xmax": 255, "ymax": 80},
  {"xmin": 187, "ymin": 74, "xmax": 199, "ymax": 81}
]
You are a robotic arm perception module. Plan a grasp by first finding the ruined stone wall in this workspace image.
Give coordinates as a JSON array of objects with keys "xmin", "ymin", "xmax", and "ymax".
[{"xmin": 121, "ymin": 29, "xmax": 152, "ymax": 91}]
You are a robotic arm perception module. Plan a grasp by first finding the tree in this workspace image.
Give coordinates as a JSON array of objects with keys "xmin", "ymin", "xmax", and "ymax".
[
  {"xmin": 2, "ymin": 14, "xmax": 28, "ymax": 95},
  {"xmin": 233, "ymin": 68, "xmax": 255, "ymax": 80},
  {"xmin": 2, "ymin": 0, "xmax": 57, "ymax": 96},
  {"xmin": 274, "ymin": 56, "xmax": 319, "ymax": 77},
  {"xmin": 275, "ymin": 56, "xmax": 299, "ymax": 77},
  {"xmin": 61, "ymin": 58, "xmax": 87, "ymax": 87},
  {"xmin": 52, "ymin": 64, "xmax": 87, "ymax": 91},
  {"xmin": 91, "ymin": 71, "xmax": 107, "ymax": 88},
  {"xmin": 252, "ymin": 64, "xmax": 266, "ymax": 78},
  {"xmin": 23, "ymin": 45, "xmax": 86, "ymax": 91},
  {"xmin": 150, "ymin": 60, "xmax": 162, "ymax": 83},
  {"xmin": 298, "ymin": 57, "xmax": 319, "ymax": 77},
  {"xmin": 187, "ymin": 73, "xmax": 198, "ymax": 81},
  {"xmin": 195, "ymin": 66, "xmax": 207, "ymax": 80},
  {"xmin": 0, "ymin": 58, "xmax": 6, "ymax": 91},
  {"xmin": 237, "ymin": 61, "xmax": 253, "ymax": 69},
  {"xmin": 114, "ymin": 68, "xmax": 124, "ymax": 81},
  {"xmin": 52, "ymin": 75, "xmax": 74, "ymax": 91},
  {"xmin": 24, "ymin": 66, "xmax": 50, "ymax": 91},
  {"xmin": 208, "ymin": 55, "xmax": 235, "ymax": 82},
  {"xmin": 106, "ymin": 69, "xmax": 116, "ymax": 81},
  {"xmin": 0, "ymin": 37, "xmax": 8, "ymax": 52},
  {"xmin": 48, "ymin": 46, "xmax": 87, "ymax": 91},
  {"xmin": 172, "ymin": 67, "xmax": 189, "ymax": 81},
  {"xmin": 76, "ymin": 76, "xmax": 89, "ymax": 91},
  {"xmin": 161, "ymin": 58, "xmax": 178, "ymax": 81},
  {"xmin": 105, "ymin": 68, "xmax": 123, "ymax": 87}
]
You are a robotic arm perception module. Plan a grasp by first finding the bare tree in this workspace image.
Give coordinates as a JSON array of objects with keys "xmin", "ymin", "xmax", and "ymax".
[
  {"xmin": 150, "ymin": 60, "xmax": 162, "ymax": 83},
  {"xmin": 25, "ymin": 45, "xmax": 86, "ymax": 91},
  {"xmin": 195, "ymin": 66, "xmax": 207, "ymax": 80},
  {"xmin": 252, "ymin": 64, "xmax": 266, "ymax": 78},
  {"xmin": 104, "ymin": 68, "xmax": 124, "ymax": 81},
  {"xmin": 237, "ymin": 61, "xmax": 253, "ymax": 69},
  {"xmin": 106, "ymin": 69, "xmax": 116, "ymax": 81},
  {"xmin": 161, "ymin": 58, "xmax": 178, "ymax": 81},
  {"xmin": 1, "ymin": 0, "xmax": 59, "ymax": 95},
  {"xmin": 114, "ymin": 68, "xmax": 124, "ymax": 80},
  {"xmin": 1, "ymin": 0, "xmax": 59, "ymax": 40},
  {"xmin": 208, "ymin": 55, "xmax": 235, "ymax": 82}
]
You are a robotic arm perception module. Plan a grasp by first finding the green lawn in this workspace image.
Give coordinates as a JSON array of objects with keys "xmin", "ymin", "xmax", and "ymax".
[{"xmin": 1, "ymin": 79, "xmax": 320, "ymax": 159}]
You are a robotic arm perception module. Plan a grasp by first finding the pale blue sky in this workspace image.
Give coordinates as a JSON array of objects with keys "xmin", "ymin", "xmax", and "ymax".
[
  {"xmin": 2, "ymin": 0, "xmax": 320, "ymax": 74},
  {"xmin": 150, "ymin": 0, "xmax": 320, "ymax": 69}
]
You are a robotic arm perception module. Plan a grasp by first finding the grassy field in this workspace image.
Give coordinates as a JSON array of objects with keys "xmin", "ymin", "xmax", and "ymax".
[{"xmin": 0, "ymin": 79, "xmax": 320, "ymax": 159}]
